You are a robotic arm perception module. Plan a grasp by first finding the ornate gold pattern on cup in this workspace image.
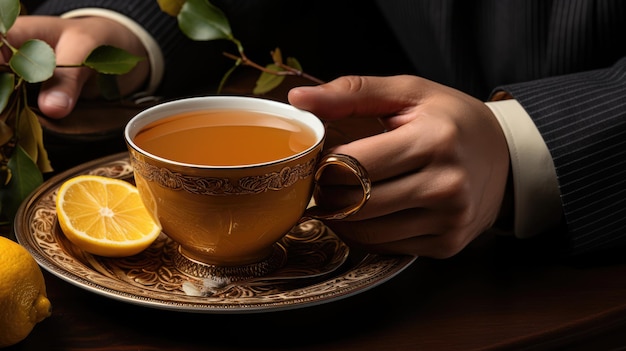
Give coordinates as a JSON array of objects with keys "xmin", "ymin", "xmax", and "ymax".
[
  {"xmin": 129, "ymin": 153, "xmax": 317, "ymax": 196},
  {"xmin": 124, "ymin": 96, "xmax": 370, "ymax": 276}
]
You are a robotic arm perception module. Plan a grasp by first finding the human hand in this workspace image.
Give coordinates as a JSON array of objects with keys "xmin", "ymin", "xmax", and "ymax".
[
  {"xmin": 288, "ymin": 75, "xmax": 510, "ymax": 258},
  {"xmin": 2, "ymin": 15, "xmax": 149, "ymax": 118}
]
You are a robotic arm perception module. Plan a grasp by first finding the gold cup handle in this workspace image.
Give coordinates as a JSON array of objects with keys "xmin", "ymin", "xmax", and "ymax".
[{"xmin": 304, "ymin": 153, "xmax": 372, "ymax": 221}]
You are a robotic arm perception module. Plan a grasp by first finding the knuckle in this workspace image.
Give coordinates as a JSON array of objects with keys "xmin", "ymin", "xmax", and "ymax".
[
  {"xmin": 337, "ymin": 75, "xmax": 368, "ymax": 94},
  {"xmin": 420, "ymin": 167, "xmax": 470, "ymax": 205},
  {"xmin": 445, "ymin": 169, "xmax": 471, "ymax": 204},
  {"xmin": 432, "ymin": 120, "xmax": 461, "ymax": 156}
]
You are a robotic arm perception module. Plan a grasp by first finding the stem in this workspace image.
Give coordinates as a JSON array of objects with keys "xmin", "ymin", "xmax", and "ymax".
[
  {"xmin": 55, "ymin": 64, "xmax": 83, "ymax": 68},
  {"xmin": 222, "ymin": 52, "xmax": 325, "ymax": 85},
  {"xmin": 0, "ymin": 37, "xmax": 17, "ymax": 53},
  {"xmin": 223, "ymin": 52, "xmax": 268, "ymax": 73},
  {"xmin": 275, "ymin": 62, "xmax": 324, "ymax": 84}
]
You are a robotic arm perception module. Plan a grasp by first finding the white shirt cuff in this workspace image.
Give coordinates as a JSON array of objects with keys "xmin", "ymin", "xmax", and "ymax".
[
  {"xmin": 485, "ymin": 99, "xmax": 562, "ymax": 238},
  {"xmin": 61, "ymin": 8, "xmax": 164, "ymax": 95}
]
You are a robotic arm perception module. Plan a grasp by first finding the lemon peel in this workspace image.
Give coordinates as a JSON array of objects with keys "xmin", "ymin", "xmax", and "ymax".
[{"xmin": 0, "ymin": 236, "xmax": 52, "ymax": 348}]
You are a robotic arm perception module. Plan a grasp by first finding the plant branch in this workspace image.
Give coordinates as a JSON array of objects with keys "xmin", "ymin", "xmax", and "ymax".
[
  {"xmin": 0, "ymin": 37, "xmax": 16, "ymax": 53},
  {"xmin": 275, "ymin": 61, "xmax": 324, "ymax": 85},
  {"xmin": 223, "ymin": 52, "xmax": 324, "ymax": 85}
]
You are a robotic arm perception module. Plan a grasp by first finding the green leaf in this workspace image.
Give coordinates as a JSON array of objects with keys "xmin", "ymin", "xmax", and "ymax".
[
  {"xmin": 253, "ymin": 64, "xmax": 285, "ymax": 95},
  {"xmin": 286, "ymin": 57, "xmax": 303, "ymax": 71},
  {"xmin": 0, "ymin": 73, "xmax": 15, "ymax": 114},
  {"xmin": 83, "ymin": 45, "xmax": 144, "ymax": 75},
  {"xmin": 9, "ymin": 39, "xmax": 56, "ymax": 83},
  {"xmin": 0, "ymin": 0, "xmax": 20, "ymax": 35},
  {"xmin": 96, "ymin": 74, "xmax": 121, "ymax": 100},
  {"xmin": 16, "ymin": 105, "xmax": 52, "ymax": 173},
  {"xmin": 158, "ymin": 0, "xmax": 186, "ymax": 16},
  {"xmin": 0, "ymin": 164, "xmax": 11, "ymax": 187},
  {"xmin": 0, "ymin": 145, "xmax": 43, "ymax": 221},
  {"xmin": 216, "ymin": 60, "xmax": 241, "ymax": 94},
  {"xmin": 178, "ymin": 0, "xmax": 232, "ymax": 41},
  {"xmin": 0, "ymin": 119, "xmax": 12, "ymax": 147},
  {"xmin": 271, "ymin": 48, "xmax": 283, "ymax": 65}
]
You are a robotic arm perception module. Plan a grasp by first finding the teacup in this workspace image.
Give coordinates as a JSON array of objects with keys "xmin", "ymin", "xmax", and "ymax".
[{"xmin": 124, "ymin": 96, "xmax": 370, "ymax": 278}]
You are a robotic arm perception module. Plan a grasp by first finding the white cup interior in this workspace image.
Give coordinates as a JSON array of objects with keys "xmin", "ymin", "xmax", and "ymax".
[{"xmin": 124, "ymin": 96, "xmax": 325, "ymax": 168}]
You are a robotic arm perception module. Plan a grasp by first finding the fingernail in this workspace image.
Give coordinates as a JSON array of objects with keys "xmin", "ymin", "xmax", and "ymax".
[{"xmin": 43, "ymin": 91, "xmax": 71, "ymax": 109}]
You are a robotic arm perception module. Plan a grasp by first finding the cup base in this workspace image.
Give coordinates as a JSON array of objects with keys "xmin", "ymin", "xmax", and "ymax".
[{"xmin": 173, "ymin": 244, "xmax": 288, "ymax": 282}]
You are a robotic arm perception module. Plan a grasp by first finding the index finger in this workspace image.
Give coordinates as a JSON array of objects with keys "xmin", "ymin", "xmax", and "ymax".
[{"xmin": 288, "ymin": 75, "xmax": 422, "ymax": 121}]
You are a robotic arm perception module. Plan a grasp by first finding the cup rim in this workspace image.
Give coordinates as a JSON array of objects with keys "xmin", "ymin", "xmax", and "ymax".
[{"xmin": 124, "ymin": 96, "xmax": 325, "ymax": 169}]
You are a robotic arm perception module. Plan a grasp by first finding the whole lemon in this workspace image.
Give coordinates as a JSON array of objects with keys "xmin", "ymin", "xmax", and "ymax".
[{"xmin": 0, "ymin": 236, "xmax": 51, "ymax": 348}]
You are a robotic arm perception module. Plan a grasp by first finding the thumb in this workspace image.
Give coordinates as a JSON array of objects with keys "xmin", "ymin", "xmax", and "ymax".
[
  {"xmin": 37, "ymin": 67, "xmax": 93, "ymax": 119},
  {"xmin": 37, "ymin": 31, "xmax": 98, "ymax": 119},
  {"xmin": 288, "ymin": 75, "xmax": 417, "ymax": 121},
  {"xmin": 7, "ymin": 16, "xmax": 90, "ymax": 118}
]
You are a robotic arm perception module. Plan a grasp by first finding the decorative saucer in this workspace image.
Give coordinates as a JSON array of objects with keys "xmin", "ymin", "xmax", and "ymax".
[{"xmin": 15, "ymin": 153, "xmax": 416, "ymax": 313}]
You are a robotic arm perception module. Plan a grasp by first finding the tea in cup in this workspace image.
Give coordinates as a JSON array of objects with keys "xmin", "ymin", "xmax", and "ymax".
[{"xmin": 124, "ymin": 96, "xmax": 370, "ymax": 278}]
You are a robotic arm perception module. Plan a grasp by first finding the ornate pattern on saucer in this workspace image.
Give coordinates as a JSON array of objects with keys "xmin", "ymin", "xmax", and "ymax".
[{"xmin": 14, "ymin": 153, "xmax": 416, "ymax": 313}]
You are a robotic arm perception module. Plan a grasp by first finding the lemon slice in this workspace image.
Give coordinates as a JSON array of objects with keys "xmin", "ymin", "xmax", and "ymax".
[{"xmin": 55, "ymin": 175, "xmax": 161, "ymax": 257}]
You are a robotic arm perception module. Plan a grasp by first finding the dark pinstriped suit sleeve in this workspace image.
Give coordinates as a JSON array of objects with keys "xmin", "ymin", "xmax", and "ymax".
[
  {"xmin": 29, "ymin": 0, "xmax": 280, "ymax": 97},
  {"xmin": 29, "ymin": 1, "xmax": 415, "ymax": 96},
  {"xmin": 31, "ymin": 1, "xmax": 181, "ymax": 64},
  {"xmin": 376, "ymin": 0, "xmax": 626, "ymax": 255},
  {"xmin": 499, "ymin": 58, "xmax": 626, "ymax": 255},
  {"xmin": 30, "ymin": 0, "xmax": 202, "ymax": 97}
]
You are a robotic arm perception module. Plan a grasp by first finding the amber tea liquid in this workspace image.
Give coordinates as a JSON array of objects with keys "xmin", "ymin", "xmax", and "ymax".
[{"xmin": 133, "ymin": 110, "xmax": 318, "ymax": 166}]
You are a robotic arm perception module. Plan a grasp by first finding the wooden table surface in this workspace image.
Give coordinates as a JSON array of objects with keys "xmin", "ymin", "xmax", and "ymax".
[
  {"xmin": 8, "ymin": 232, "xmax": 626, "ymax": 350},
  {"xmin": 6, "ymin": 78, "xmax": 626, "ymax": 350}
]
